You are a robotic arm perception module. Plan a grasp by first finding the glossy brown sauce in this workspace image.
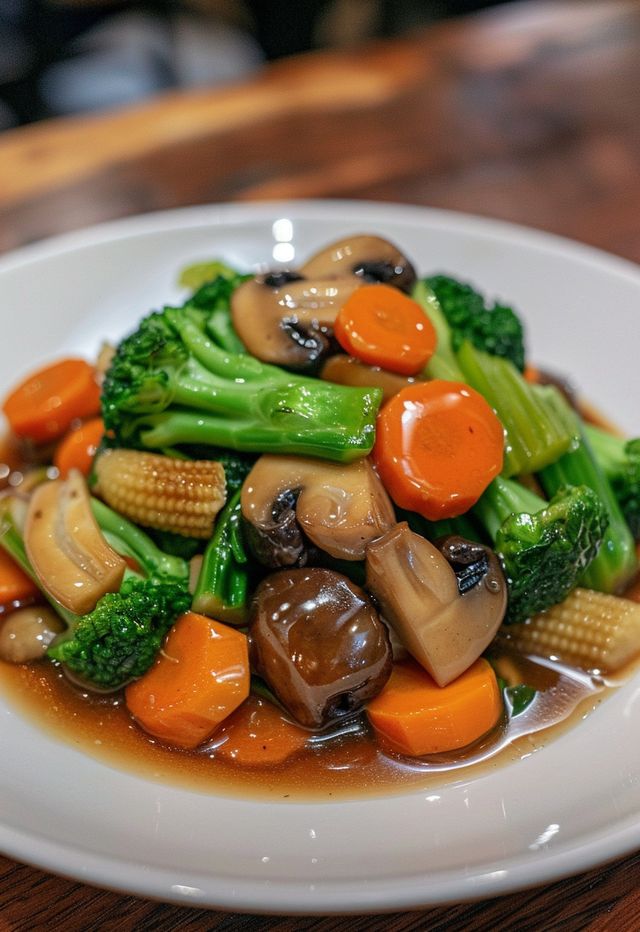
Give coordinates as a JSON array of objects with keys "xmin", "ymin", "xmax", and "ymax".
[{"xmin": 0, "ymin": 646, "xmax": 625, "ymax": 801}]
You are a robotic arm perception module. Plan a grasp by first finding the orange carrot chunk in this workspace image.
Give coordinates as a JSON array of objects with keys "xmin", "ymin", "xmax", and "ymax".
[
  {"xmin": 367, "ymin": 657, "xmax": 502, "ymax": 756},
  {"xmin": 213, "ymin": 695, "xmax": 309, "ymax": 766},
  {"xmin": 334, "ymin": 283, "xmax": 437, "ymax": 376},
  {"xmin": 54, "ymin": 417, "xmax": 104, "ymax": 478},
  {"xmin": 125, "ymin": 612, "xmax": 250, "ymax": 749},
  {"xmin": 373, "ymin": 380, "xmax": 504, "ymax": 520},
  {"xmin": 0, "ymin": 547, "xmax": 39, "ymax": 606},
  {"xmin": 2, "ymin": 359, "xmax": 102, "ymax": 444}
]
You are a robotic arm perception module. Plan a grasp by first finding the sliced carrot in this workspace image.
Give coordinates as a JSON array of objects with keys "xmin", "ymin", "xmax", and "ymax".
[
  {"xmin": 54, "ymin": 417, "xmax": 104, "ymax": 478},
  {"xmin": 125, "ymin": 611, "xmax": 249, "ymax": 749},
  {"xmin": 367, "ymin": 657, "xmax": 502, "ymax": 756},
  {"xmin": 523, "ymin": 364, "xmax": 541, "ymax": 384},
  {"xmin": 2, "ymin": 359, "xmax": 101, "ymax": 444},
  {"xmin": 212, "ymin": 695, "xmax": 309, "ymax": 766},
  {"xmin": 0, "ymin": 546, "xmax": 39, "ymax": 605},
  {"xmin": 334, "ymin": 284, "xmax": 436, "ymax": 376},
  {"xmin": 373, "ymin": 380, "xmax": 504, "ymax": 520}
]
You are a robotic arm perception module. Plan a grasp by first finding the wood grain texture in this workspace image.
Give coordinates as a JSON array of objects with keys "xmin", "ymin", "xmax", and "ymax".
[{"xmin": 1, "ymin": 0, "xmax": 640, "ymax": 927}]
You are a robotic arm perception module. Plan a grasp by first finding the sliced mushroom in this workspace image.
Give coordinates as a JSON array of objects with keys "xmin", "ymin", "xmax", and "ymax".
[
  {"xmin": 231, "ymin": 275, "xmax": 361, "ymax": 370},
  {"xmin": 241, "ymin": 454, "xmax": 395, "ymax": 567},
  {"xmin": 249, "ymin": 567, "xmax": 392, "ymax": 730},
  {"xmin": 300, "ymin": 234, "xmax": 417, "ymax": 293},
  {"xmin": 320, "ymin": 354, "xmax": 417, "ymax": 403},
  {"xmin": 25, "ymin": 469, "xmax": 126, "ymax": 615},
  {"xmin": 366, "ymin": 524, "xmax": 507, "ymax": 686}
]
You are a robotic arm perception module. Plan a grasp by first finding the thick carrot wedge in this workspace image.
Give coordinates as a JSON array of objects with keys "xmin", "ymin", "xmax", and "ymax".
[
  {"xmin": 0, "ymin": 546, "xmax": 39, "ymax": 605},
  {"xmin": 2, "ymin": 358, "xmax": 101, "ymax": 444},
  {"xmin": 367, "ymin": 658, "xmax": 502, "ymax": 756},
  {"xmin": 213, "ymin": 695, "xmax": 309, "ymax": 766},
  {"xmin": 125, "ymin": 612, "xmax": 250, "ymax": 749},
  {"xmin": 54, "ymin": 417, "xmax": 104, "ymax": 478}
]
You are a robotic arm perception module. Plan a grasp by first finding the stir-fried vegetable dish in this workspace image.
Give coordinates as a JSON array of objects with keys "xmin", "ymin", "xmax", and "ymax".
[{"xmin": 1, "ymin": 231, "xmax": 640, "ymax": 790}]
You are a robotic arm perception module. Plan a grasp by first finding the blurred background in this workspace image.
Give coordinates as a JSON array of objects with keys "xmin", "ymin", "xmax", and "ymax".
[{"xmin": 0, "ymin": 0, "xmax": 515, "ymax": 128}]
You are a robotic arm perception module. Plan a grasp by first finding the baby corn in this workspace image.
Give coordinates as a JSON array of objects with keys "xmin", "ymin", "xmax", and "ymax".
[
  {"xmin": 94, "ymin": 449, "xmax": 225, "ymax": 539},
  {"xmin": 500, "ymin": 587, "xmax": 640, "ymax": 674}
]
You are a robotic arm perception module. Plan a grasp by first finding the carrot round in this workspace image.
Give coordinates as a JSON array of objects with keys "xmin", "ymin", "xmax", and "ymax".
[
  {"xmin": 373, "ymin": 380, "xmax": 504, "ymax": 520},
  {"xmin": 2, "ymin": 359, "xmax": 101, "ymax": 444},
  {"xmin": 54, "ymin": 417, "xmax": 104, "ymax": 478},
  {"xmin": 0, "ymin": 547, "xmax": 39, "ymax": 606},
  {"xmin": 125, "ymin": 611, "xmax": 250, "ymax": 749},
  {"xmin": 334, "ymin": 284, "xmax": 436, "ymax": 376},
  {"xmin": 367, "ymin": 657, "xmax": 502, "ymax": 756},
  {"xmin": 213, "ymin": 695, "xmax": 308, "ymax": 766}
]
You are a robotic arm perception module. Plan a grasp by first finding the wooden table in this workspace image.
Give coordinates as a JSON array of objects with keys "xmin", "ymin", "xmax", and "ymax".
[{"xmin": 2, "ymin": 0, "xmax": 640, "ymax": 927}]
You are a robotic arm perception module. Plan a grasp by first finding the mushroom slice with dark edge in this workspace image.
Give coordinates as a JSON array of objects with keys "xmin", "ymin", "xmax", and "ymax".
[
  {"xmin": 241, "ymin": 454, "xmax": 395, "ymax": 568},
  {"xmin": 249, "ymin": 567, "xmax": 392, "ymax": 730},
  {"xmin": 24, "ymin": 469, "xmax": 126, "ymax": 615},
  {"xmin": 231, "ymin": 274, "xmax": 361, "ymax": 370},
  {"xmin": 320, "ymin": 354, "xmax": 417, "ymax": 403},
  {"xmin": 365, "ymin": 523, "xmax": 507, "ymax": 687},
  {"xmin": 300, "ymin": 234, "xmax": 417, "ymax": 294}
]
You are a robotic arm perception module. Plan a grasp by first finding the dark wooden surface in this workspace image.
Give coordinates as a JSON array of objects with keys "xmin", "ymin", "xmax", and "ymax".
[{"xmin": 2, "ymin": 0, "xmax": 640, "ymax": 927}]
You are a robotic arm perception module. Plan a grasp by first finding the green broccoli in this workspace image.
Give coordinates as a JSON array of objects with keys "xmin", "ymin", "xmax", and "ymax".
[
  {"xmin": 0, "ymin": 496, "xmax": 191, "ymax": 690},
  {"xmin": 412, "ymin": 281, "xmax": 574, "ymax": 477},
  {"xmin": 426, "ymin": 274, "xmax": 525, "ymax": 372},
  {"xmin": 48, "ymin": 577, "xmax": 192, "ymax": 689},
  {"xmin": 179, "ymin": 261, "xmax": 252, "ymax": 354},
  {"xmin": 583, "ymin": 424, "xmax": 640, "ymax": 539},
  {"xmin": 473, "ymin": 475, "xmax": 607, "ymax": 623},
  {"xmin": 191, "ymin": 489, "xmax": 249, "ymax": 625},
  {"xmin": 102, "ymin": 305, "xmax": 381, "ymax": 463},
  {"xmin": 535, "ymin": 393, "xmax": 638, "ymax": 593}
]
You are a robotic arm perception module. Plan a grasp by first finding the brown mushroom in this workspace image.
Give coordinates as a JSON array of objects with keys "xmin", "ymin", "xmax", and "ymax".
[
  {"xmin": 365, "ymin": 524, "xmax": 507, "ymax": 686},
  {"xmin": 249, "ymin": 567, "xmax": 392, "ymax": 730},
  {"xmin": 241, "ymin": 454, "xmax": 395, "ymax": 567},
  {"xmin": 0, "ymin": 606, "xmax": 64, "ymax": 663},
  {"xmin": 300, "ymin": 234, "xmax": 417, "ymax": 293},
  {"xmin": 231, "ymin": 274, "xmax": 361, "ymax": 370},
  {"xmin": 320, "ymin": 354, "xmax": 417, "ymax": 403},
  {"xmin": 24, "ymin": 469, "xmax": 126, "ymax": 615}
]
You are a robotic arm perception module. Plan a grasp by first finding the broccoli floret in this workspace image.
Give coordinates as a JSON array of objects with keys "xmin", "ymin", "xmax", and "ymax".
[
  {"xmin": 0, "ymin": 495, "xmax": 191, "ymax": 690},
  {"xmin": 584, "ymin": 425, "xmax": 640, "ymax": 539},
  {"xmin": 102, "ymin": 305, "xmax": 381, "ymax": 463},
  {"xmin": 537, "ymin": 394, "xmax": 638, "ymax": 593},
  {"xmin": 474, "ymin": 476, "xmax": 607, "ymax": 623},
  {"xmin": 182, "ymin": 265, "xmax": 252, "ymax": 354},
  {"xmin": 412, "ymin": 282, "xmax": 573, "ymax": 477},
  {"xmin": 47, "ymin": 577, "xmax": 191, "ymax": 689},
  {"xmin": 191, "ymin": 489, "xmax": 249, "ymax": 625},
  {"xmin": 426, "ymin": 274, "xmax": 525, "ymax": 372}
]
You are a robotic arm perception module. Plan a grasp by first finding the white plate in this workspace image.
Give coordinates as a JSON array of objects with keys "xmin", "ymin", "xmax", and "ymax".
[{"xmin": 1, "ymin": 201, "xmax": 640, "ymax": 913}]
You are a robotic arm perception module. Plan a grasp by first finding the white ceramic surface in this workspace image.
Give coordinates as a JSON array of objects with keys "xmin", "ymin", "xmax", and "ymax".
[{"xmin": 1, "ymin": 201, "xmax": 640, "ymax": 913}]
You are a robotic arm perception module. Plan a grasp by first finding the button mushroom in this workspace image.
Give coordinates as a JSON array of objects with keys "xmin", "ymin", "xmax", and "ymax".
[
  {"xmin": 0, "ymin": 606, "xmax": 64, "ymax": 663},
  {"xmin": 365, "ymin": 523, "xmax": 507, "ymax": 686},
  {"xmin": 300, "ymin": 234, "xmax": 417, "ymax": 293},
  {"xmin": 231, "ymin": 274, "xmax": 361, "ymax": 370},
  {"xmin": 241, "ymin": 454, "xmax": 395, "ymax": 568},
  {"xmin": 249, "ymin": 567, "xmax": 392, "ymax": 730}
]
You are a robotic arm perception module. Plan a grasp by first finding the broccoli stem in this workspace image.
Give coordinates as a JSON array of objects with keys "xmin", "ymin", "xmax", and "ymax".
[
  {"xmin": 456, "ymin": 342, "xmax": 575, "ymax": 477},
  {"xmin": 538, "ymin": 416, "xmax": 638, "ymax": 593},
  {"xmin": 473, "ymin": 475, "xmax": 547, "ymax": 541},
  {"xmin": 192, "ymin": 489, "xmax": 249, "ymax": 625},
  {"xmin": 412, "ymin": 280, "xmax": 463, "ymax": 381},
  {"xmin": 90, "ymin": 498, "xmax": 188, "ymax": 582},
  {"xmin": 128, "ymin": 384, "xmax": 379, "ymax": 462},
  {"xmin": 412, "ymin": 284, "xmax": 574, "ymax": 476}
]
